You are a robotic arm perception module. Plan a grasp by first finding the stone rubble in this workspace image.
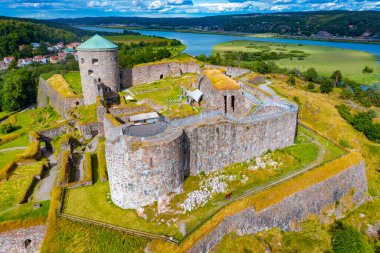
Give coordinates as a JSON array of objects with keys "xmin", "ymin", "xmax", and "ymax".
[
  {"xmin": 180, "ymin": 174, "xmax": 236, "ymax": 213},
  {"xmin": 249, "ymin": 153, "xmax": 279, "ymax": 171}
]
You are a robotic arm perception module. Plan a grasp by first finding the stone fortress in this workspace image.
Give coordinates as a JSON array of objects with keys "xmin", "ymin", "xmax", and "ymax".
[{"xmin": 53, "ymin": 35, "xmax": 297, "ymax": 210}]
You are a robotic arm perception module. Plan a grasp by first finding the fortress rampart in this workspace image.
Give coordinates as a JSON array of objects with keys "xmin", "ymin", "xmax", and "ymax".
[
  {"xmin": 105, "ymin": 105, "xmax": 298, "ymax": 209},
  {"xmin": 120, "ymin": 61, "xmax": 201, "ymax": 88},
  {"xmin": 187, "ymin": 159, "xmax": 367, "ymax": 253},
  {"xmin": 203, "ymin": 64, "xmax": 251, "ymax": 78},
  {"xmin": 37, "ymin": 77, "xmax": 83, "ymax": 118}
]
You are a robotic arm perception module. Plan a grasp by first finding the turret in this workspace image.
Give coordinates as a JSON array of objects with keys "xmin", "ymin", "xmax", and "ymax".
[{"xmin": 77, "ymin": 35, "xmax": 120, "ymax": 105}]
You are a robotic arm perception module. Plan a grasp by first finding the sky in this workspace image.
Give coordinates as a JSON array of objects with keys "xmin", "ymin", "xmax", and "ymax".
[{"xmin": 0, "ymin": 0, "xmax": 379, "ymax": 19}]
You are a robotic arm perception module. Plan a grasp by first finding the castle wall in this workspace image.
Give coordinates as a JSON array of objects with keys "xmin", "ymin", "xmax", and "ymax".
[
  {"xmin": 105, "ymin": 128, "xmax": 187, "ymax": 209},
  {"xmin": 187, "ymin": 160, "xmax": 367, "ymax": 253},
  {"xmin": 185, "ymin": 111, "xmax": 297, "ymax": 175},
  {"xmin": 203, "ymin": 64, "xmax": 250, "ymax": 78},
  {"xmin": 78, "ymin": 50, "xmax": 120, "ymax": 105},
  {"xmin": 120, "ymin": 62, "xmax": 200, "ymax": 88},
  {"xmin": 37, "ymin": 78, "xmax": 83, "ymax": 118},
  {"xmin": 106, "ymin": 109, "xmax": 297, "ymax": 208}
]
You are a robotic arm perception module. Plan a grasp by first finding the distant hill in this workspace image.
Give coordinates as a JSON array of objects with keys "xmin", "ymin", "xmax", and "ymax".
[
  {"xmin": 51, "ymin": 11, "xmax": 380, "ymax": 38},
  {"xmin": 0, "ymin": 17, "xmax": 136, "ymax": 58}
]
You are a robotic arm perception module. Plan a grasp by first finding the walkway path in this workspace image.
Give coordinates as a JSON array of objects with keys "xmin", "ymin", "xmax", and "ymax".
[
  {"xmin": 33, "ymin": 149, "xmax": 57, "ymax": 202},
  {"xmin": 0, "ymin": 147, "xmax": 27, "ymax": 152}
]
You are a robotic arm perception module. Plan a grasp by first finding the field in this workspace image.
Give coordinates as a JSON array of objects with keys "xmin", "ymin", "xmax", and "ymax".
[
  {"xmin": 106, "ymin": 35, "xmax": 170, "ymax": 44},
  {"xmin": 214, "ymin": 40, "xmax": 380, "ymax": 85},
  {"xmin": 62, "ymin": 125, "xmax": 345, "ymax": 241},
  {"xmin": 63, "ymin": 72, "xmax": 82, "ymax": 96}
]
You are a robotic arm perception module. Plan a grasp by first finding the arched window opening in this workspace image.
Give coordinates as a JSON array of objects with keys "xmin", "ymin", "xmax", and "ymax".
[
  {"xmin": 92, "ymin": 59, "xmax": 99, "ymax": 65},
  {"xmin": 88, "ymin": 70, "xmax": 94, "ymax": 76},
  {"xmin": 80, "ymin": 58, "xmax": 84, "ymax": 64},
  {"xmin": 160, "ymin": 74, "xmax": 164, "ymax": 79}
]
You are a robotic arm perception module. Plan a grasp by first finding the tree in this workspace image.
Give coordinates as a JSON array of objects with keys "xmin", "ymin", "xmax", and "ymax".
[
  {"xmin": 320, "ymin": 79, "xmax": 334, "ymax": 93},
  {"xmin": 197, "ymin": 54, "xmax": 207, "ymax": 62},
  {"xmin": 305, "ymin": 67, "xmax": 318, "ymax": 81},
  {"xmin": 331, "ymin": 221, "xmax": 372, "ymax": 253},
  {"xmin": 7, "ymin": 60, "xmax": 17, "ymax": 70},
  {"xmin": 0, "ymin": 69, "xmax": 35, "ymax": 111},
  {"xmin": 331, "ymin": 70, "xmax": 343, "ymax": 87}
]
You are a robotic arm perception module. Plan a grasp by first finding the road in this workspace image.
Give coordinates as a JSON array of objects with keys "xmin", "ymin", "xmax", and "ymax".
[{"xmin": 33, "ymin": 148, "xmax": 57, "ymax": 201}]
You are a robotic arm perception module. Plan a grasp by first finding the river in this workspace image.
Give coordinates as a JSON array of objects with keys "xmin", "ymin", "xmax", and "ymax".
[{"xmin": 79, "ymin": 26, "xmax": 380, "ymax": 58}]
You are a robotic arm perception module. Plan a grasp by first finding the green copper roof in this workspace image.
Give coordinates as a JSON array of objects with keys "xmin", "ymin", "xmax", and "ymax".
[{"xmin": 77, "ymin": 35, "xmax": 118, "ymax": 51}]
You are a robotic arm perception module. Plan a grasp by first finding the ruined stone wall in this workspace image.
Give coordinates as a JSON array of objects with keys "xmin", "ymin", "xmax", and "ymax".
[
  {"xmin": 185, "ymin": 111, "xmax": 297, "ymax": 175},
  {"xmin": 37, "ymin": 78, "xmax": 83, "ymax": 118},
  {"xmin": 105, "ymin": 128, "xmax": 187, "ymax": 209},
  {"xmin": 204, "ymin": 64, "xmax": 250, "ymax": 78},
  {"xmin": 240, "ymin": 81, "xmax": 271, "ymax": 102},
  {"xmin": 77, "ymin": 122, "xmax": 103, "ymax": 140},
  {"xmin": 78, "ymin": 50, "xmax": 120, "ymax": 105},
  {"xmin": 188, "ymin": 161, "xmax": 367, "ymax": 253},
  {"xmin": 120, "ymin": 62, "xmax": 200, "ymax": 88}
]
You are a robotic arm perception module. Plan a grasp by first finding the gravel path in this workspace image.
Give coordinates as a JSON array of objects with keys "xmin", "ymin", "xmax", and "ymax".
[{"xmin": 33, "ymin": 149, "xmax": 57, "ymax": 202}]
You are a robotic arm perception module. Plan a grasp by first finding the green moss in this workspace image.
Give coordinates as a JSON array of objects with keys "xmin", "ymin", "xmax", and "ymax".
[{"xmin": 69, "ymin": 104, "xmax": 97, "ymax": 124}]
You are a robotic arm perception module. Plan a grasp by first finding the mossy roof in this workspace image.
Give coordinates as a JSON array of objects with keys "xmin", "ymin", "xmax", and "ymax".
[
  {"xmin": 47, "ymin": 74, "xmax": 79, "ymax": 98},
  {"xmin": 203, "ymin": 69, "xmax": 241, "ymax": 91},
  {"xmin": 77, "ymin": 34, "xmax": 118, "ymax": 52}
]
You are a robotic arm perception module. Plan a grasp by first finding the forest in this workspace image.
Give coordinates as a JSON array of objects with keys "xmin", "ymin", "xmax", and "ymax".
[{"xmin": 52, "ymin": 11, "xmax": 380, "ymax": 38}]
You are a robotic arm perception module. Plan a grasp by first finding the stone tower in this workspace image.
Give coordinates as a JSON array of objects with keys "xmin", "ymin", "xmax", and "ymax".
[{"xmin": 77, "ymin": 35, "xmax": 120, "ymax": 105}]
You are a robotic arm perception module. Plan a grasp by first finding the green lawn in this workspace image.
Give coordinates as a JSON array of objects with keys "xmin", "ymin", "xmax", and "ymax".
[
  {"xmin": 69, "ymin": 104, "xmax": 97, "ymax": 124},
  {"xmin": 214, "ymin": 40, "xmax": 380, "ymax": 85},
  {"xmin": 63, "ymin": 125, "xmax": 344, "ymax": 241},
  {"xmin": 0, "ymin": 149, "xmax": 24, "ymax": 168},
  {"xmin": 0, "ymin": 162, "xmax": 45, "ymax": 212},
  {"xmin": 106, "ymin": 35, "xmax": 170, "ymax": 44},
  {"xmin": 63, "ymin": 72, "xmax": 82, "ymax": 96},
  {"xmin": 0, "ymin": 200, "xmax": 49, "ymax": 222}
]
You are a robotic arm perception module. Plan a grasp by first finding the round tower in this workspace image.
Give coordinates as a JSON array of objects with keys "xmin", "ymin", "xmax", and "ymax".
[{"xmin": 77, "ymin": 35, "xmax": 120, "ymax": 105}]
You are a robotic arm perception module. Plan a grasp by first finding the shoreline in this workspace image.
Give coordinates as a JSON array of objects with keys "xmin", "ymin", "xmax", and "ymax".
[{"xmin": 94, "ymin": 26, "xmax": 380, "ymax": 45}]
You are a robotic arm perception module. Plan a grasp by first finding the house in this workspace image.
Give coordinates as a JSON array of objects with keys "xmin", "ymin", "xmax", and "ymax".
[
  {"xmin": 18, "ymin": 58, "xmax": 33, "ymax": 67},
  {"xmin": 50, "ymin": 56, "xmax": 60, "ymax": 64},
  {"xmin": 33, "ymin": 55, "xmax": 47, "ymax": 64},
  {"xmin": 3, "ymin": 57, "xmax": 15, "ymax": 64},
  {"xmin": 31, "ymin": 42, "xmax": 40, "ymax": 49},
  {"xmin": 67, "ymin": 42, "xmax": 81, "ymax": 49},
  {"xmin": 58, "ymin": 52, "xmax": 67, "ymax": 61},
  {"xmin": 185, "ymin": 89, "xmax": 203, "ymax": 105},
  {"xmin": 56, "ymin": 42, "xmax": 65, "ymax": 49},
  {"xmin": 19, "ymin": 45, "xmax": 26, "ymax": 51},
  {"xmin": 63, "ymin": 48, "xmax": 75, "ymax": 54},
  {"xmin": 0, "ymin": 61, "xmax": 8, "ymax": 70}
]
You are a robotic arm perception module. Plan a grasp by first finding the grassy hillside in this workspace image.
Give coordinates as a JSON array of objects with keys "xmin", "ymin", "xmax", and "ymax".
[{"xmin": 214, "ymin": 40, "xmax": 380, "ymax": 85}]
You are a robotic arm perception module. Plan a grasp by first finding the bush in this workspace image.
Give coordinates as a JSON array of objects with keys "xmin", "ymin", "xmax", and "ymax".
[
  {"xmin": 0, "ymin": 160, "xmax": 17, "ymax": 180},
  {"xmin": 362, "ymin": 66, "xmax": 374, "ymax": 74},
  {"xmin": 16, "ymin": 140, "xmax": 41, "ymax": 161},
  {"xmin": 331, "ymin": 221, "xmax": 372, "ymax": 253},
  {"xmin": 97, "ymin": 142, "xmax": 107, "ymax": 182},
  {"xmin": 287, "ymin": 75, "xmax": 296, "ymax": 86},
  {"xmin": 307, "ymin": 83, "xmax": 315, "ymax": 90},
  {"xmin": 0, "ymin": 123, "xmax": 17, "ymax": 134},
  {"xmin": 58, "ymin": 151, "xmax": 72, "ymax": 186},
  {"xmin": 0, "ymin": 131, "xmax": 23, "ymax": 145}
]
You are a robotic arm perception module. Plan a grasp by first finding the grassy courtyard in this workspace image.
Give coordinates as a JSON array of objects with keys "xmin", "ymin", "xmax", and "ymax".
[
  {"xmin": 214, "ymin": 41, "xmax": 380, "ymax": 85},
  {"xmin": 125, "ymin": 73, "xmax": 200, "ymax": 119},
  {"xmin": 63, "ymin": 125, "xmax": 345, "ymax": 241},
  {"xmin": 0, "ymin": 162, "xmax": 45, "ymax": 212}
]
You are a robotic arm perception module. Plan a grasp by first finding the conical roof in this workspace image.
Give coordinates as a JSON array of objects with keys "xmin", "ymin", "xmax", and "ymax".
[{"xmin": 77, "ymin": 34, "xmax": 118, "ymax": 51}]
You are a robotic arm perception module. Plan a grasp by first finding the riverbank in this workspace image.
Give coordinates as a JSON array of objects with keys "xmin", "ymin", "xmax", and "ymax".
[{"xmin": 97, "ymin": 26, "xmax": 380, "ymax": 45}]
